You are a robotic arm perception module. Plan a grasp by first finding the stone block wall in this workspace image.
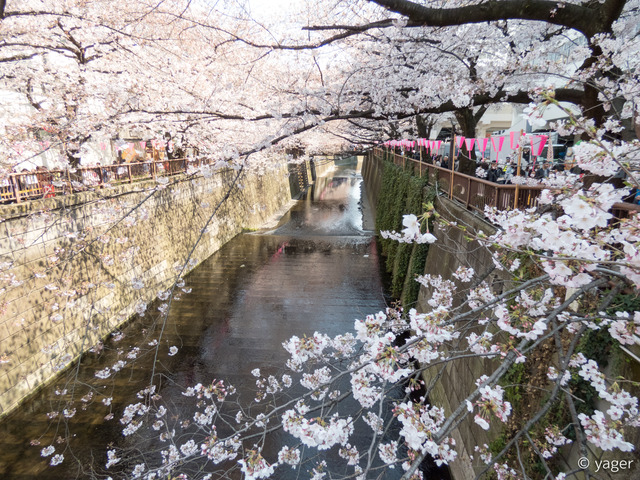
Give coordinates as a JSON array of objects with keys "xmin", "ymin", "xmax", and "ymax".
[
  {"xmin": 416, "ymin": 196, "xmax": 506, "ymax": 480},
  {"xmin": 362, "ymin": 154, "xmax": 507, "ymax": 479},
  {"xmin": 0, "ymin": 163, "xmax": 293, "ymax": 417}
]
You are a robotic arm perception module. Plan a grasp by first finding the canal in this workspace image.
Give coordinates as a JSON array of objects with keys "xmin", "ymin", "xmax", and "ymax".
[{"xmin": 0, "ymin": 162, "xmax": 402, "ymax": 479}]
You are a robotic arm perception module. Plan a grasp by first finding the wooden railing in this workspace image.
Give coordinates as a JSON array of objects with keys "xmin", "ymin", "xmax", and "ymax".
[
  {"xmin": 372, "ymin": 148, "xmax": 544, "ymax": 213},
  {"xmin": 0, "ymin": 157, "xmax": 211, "ymax": 204},
  {"xmin": 371, "ymin": 148, "xmax": 639, "ymax": 218}
]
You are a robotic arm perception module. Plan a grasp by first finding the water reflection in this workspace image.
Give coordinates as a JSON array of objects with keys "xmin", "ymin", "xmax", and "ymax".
[
  {"xmin": 271, "ymin": 168, "xmax": 367, "ymax": 236},
  {"xmin": 0, "ymin": 164, "xmax": 400, "ymax": 479}
]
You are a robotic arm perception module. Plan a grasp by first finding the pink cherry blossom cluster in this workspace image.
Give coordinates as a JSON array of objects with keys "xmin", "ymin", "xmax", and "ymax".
[
  {"xmin": 415, "ymin": 274, "xmax": 455, "ymax": 309},
  {"xmin": 380, "ymin": 214, "xmax": 437, "ymax": 244},
  {"xmin": 182, "ymin": 379, "xmax": 234, "ymax": 402},
  {"xmin": 200, "ymin": 430, "xmax": 242, "ymax": 464},
  {"xmin": 282, "ymin": 332, "xmax": 332, "ymax": 371},
  {"xmin": 485, "ymin": 180, "xmax": 639, "ymax": 289},
  {"xmin": 607, "ymin": 312, "xmax": 640, "ymax": 345},
  {"xmin": 467, "ymin": 332, "xmax": 502, "ymax": 357},
  {"xmin": 394, "ymin": 402, "xmax": 457, "ymax": 466},
  {"xmin": 467, "ymin": 377, "xmax": 512, "ymax": 430},
  {"xmin": 238, "ymin": 450, "xmax": 276, "ymax": 480},
  {"xmin": 301, "ymin": 367, "xmax": 333, "ymax": 400},
  {"xmin": 578, "ymin": 410, "xmax": 635, "ymax": 451},
  {"xmin": 538, "ymin": 426, "xmax": 571, "ymax": 459},
  {"xmin": 453, "ymin": 266, "xmax": 475, "ymax": 283},
  {"xmin": 277, "ymin": 446, "xmax": 301, "ymax": 468},
  {"xmin": 281, "ymin": 409, "xmax": 354, "ymax": 450}
]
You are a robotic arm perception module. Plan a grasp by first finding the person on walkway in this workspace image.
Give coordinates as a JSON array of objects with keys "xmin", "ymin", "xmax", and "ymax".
[
  {"xmin": 624, "ymin": 187, "xmax": 640, "ymax": 205},
  {"xmin": 487, "ymin": 163, "xmax": 500, "ymax": 183},
  {"xmin": 504, "ymin": 163, "xmax": 516, "ymax": 184},
  {"xmin": 476, "ymin": 162, "xmax": 489, "ymax": 178},
  {"xmin": 535, "ymin": 162, "xmax": 551, "ymax": 179},
  {"xmin": 441, "ymin": 156, "xmax": 450, "ymax": 170},
  {"xmin": 565, "ymin": 144, "xmax": 574, "ymax": 162}
]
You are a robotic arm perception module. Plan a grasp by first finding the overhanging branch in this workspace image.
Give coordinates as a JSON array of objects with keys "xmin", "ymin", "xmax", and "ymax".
[{"xmin": 368, "ymin": 0, "xmax": 600, "ymax": 37}]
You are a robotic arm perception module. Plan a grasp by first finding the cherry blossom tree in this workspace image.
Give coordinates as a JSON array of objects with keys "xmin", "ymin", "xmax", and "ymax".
[
  {"xmin": 1, "ymin": 0, "xmax": 640, "ymax": 479},
  {"xmin": 0, "ymin": 0, "xmax": 351, "ymax": 173}
]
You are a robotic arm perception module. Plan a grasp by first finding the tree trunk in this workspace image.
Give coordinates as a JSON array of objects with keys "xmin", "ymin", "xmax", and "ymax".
[
  {"xmin": 415, "ymin": 114, "xmax": 434, "ymax": 140},
  {"xmin": 454, "ymin": 109, "xmax": 478, "ymax": 175}
]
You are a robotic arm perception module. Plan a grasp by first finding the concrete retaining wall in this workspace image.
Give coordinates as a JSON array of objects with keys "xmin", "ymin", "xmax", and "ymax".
[
  {"xmin": 362, "ymin": 153, "xmax": 506, "ymax": 479},
  {"xmin": 416, "ymin": 196, "xmax": 505, "ymax": 480},
  {"xmin": 0, "ymin": 163, "xmax": 294, "ymax": 417},
  {"xmin": 312, "ymin": 159, "xmax": 335, "ymax": 180}
]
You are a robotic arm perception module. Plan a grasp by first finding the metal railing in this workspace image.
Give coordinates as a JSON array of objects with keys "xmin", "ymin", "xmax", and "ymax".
[
  {"xmin": 1, "ymin": 157, "xmax": 210, "ymax": 204},
  {"xmin": 371, "ymin": 148, "xmax": 639, "ymax": 218}
]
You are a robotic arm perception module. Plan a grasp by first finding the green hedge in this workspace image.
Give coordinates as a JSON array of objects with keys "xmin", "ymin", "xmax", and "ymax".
[{"xmin": 375, "ymin": 160, "xmax": 435, "ymax": 305}]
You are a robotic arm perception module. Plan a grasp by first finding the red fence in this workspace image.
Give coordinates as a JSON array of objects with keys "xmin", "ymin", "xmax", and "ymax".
[
  {"xmin": 0, "ymin": 157, "xmax": 210, "ymax": 203},
  {"xmin": 371, "ymin": 148, "xmax": 639, "ymax": 218}
]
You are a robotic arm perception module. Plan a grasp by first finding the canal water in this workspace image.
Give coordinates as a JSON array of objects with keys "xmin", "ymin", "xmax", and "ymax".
[
  {"xmin": 0, "ymin": 164, "xmax": 375, "ymax": 478},
  {"xmin": 0, "ymin": 162, "xmax": 448, "ymax": 479}
]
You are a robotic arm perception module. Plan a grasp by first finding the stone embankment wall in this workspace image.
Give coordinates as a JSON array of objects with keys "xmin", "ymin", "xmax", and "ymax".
[
  {"xmin": 362, "ymin": 152, "xmax": 509, "ymax": 479},
  {"xmin": 415, "ymin": 196, "xmax": 504, "ymax": 480},
  {"xmin": 0, "ymin": 161, "xmax": 300, "ymax": 417}
]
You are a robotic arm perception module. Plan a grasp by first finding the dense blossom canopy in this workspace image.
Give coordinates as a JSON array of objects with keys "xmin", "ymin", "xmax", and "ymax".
[{"xmin": 1, "ymin": 0, "xmax": 640, "ymax": 479}]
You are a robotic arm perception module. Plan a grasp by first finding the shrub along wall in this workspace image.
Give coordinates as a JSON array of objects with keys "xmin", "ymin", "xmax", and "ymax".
[{"xmin": 374, "ymin": 159, "xmax": 435, "ymax": 307}]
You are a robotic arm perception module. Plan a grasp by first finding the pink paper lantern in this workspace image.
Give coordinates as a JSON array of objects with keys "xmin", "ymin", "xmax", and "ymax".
[
  {"xmin": 464, "ymin": 138, "xmax": 475, "ymax": 152},
  {"xmin": 510, "ymin": 131, "xmax": 521, "ymax": 150},
  {"xmin": 534, "ymin": 135, "xmax": 548, "ymax": 156},
  {"xmin": 491, "ymin": 136, "xmax": 505, "ymax": 164},
  {"xmin": 477, "ymin": 138, "xmax": 489, "ymax": 160}
]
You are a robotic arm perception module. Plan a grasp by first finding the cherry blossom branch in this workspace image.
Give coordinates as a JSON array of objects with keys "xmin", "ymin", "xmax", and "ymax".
[
  {"xmin": 473, "ymin": 362, "xmax": 565, "ymax": 479},
  {"xmin": 367, "ymin": 0, "xmax": 608, "ymax": 38},
  {"xmin": 525, "ymin": 431, "xmax": 555, "ymax": 478}
]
